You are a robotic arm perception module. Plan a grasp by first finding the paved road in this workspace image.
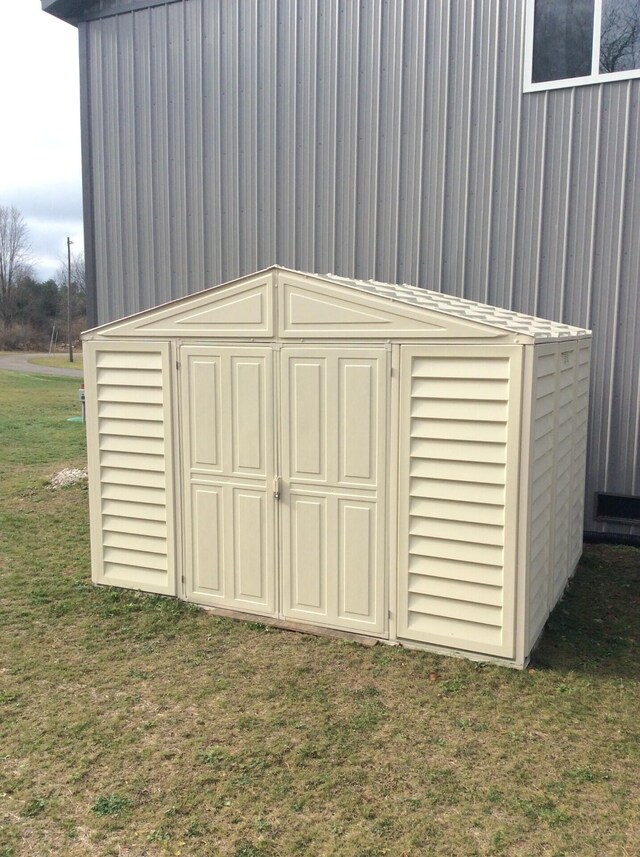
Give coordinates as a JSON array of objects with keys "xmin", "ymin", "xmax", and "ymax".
[{"xmin": 0, "ymin": 352, "xmax": 84, "ymax": 377}]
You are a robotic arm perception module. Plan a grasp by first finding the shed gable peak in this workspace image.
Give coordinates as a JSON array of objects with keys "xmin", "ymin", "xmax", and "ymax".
[{"xmin": 83, "ymin": 267, "xmax": 525, "ymax": 342}]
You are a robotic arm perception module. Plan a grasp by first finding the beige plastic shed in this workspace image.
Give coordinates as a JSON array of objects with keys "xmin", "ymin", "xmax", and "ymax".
[{"xmin": 82, "ymin": 266, "xmax": 591, "ymax": 667}]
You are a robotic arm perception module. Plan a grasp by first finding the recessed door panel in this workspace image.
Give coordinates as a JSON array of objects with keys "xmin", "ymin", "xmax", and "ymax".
[
  {"xmin": 190, "ymin": 358, "xmax": 222, "ymax": 470},
  {"xmin": 339, "ymin": 358, "xmax": 379, "ymax": 486},
  {"xmin": 288, "ymin": 358, "xmax": 327, "ymax": 482},
  {"xmin": 234, "ymin": 489, "xmax": 268, "ymax": 602},
  {"xmin": 231, "ymin": 357, "xmax": 267, "ymax": 476},
  {"xmin": 192, "ymin": 484, "xmax": 223, "ymax": 596},
  {"xmin": 338, "ymin": 499, "xmax": 377, "ymax": 621},
  {"xmin": 288, "ymin": 493, "xmax": 327, "ymax": 613}
]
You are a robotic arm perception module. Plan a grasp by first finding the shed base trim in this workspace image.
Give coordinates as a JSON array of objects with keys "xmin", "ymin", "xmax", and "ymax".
[
  {"xmin": 394, "ymin": 637, "xmax": 528, "ymax": 670},
  {"xmin": 196, "ymin": 604, "xmax": 379, "ymax": 647}
]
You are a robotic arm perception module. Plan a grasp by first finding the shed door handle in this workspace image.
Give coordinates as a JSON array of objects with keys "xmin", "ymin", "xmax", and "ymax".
[{"xmin": 273, "ymin": 476, "xmax": 280, "ymax": 501}]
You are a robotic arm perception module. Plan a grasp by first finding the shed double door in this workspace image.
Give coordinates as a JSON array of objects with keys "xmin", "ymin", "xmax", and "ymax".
[{"xmin": 180, "ymin": 345, "xmax": 388, "ymax": 636}]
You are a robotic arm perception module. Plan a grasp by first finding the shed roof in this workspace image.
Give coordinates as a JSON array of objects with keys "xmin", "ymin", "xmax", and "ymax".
[
  {"xmin": 83, "ymin": 266, "xmax": 590, "ymax": 343},
  {"xmin": 322, "ymin": 271, "xmax": 590, "ymax": 341}
]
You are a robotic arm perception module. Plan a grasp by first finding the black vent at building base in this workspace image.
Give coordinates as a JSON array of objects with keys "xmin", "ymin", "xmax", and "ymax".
[{"xmin": 595, "ymin": 493, "xmax": 640, "ymax": 524}]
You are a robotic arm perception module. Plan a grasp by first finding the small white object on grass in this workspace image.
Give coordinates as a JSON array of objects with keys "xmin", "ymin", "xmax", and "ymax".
[{"xmin": 48, "ymin": 468, "xmax": 88, "ymax": 489}]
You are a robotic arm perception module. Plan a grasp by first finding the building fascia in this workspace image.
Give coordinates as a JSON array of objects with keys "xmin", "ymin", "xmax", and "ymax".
[{"xmin": 42, "ymin": 0, "xmax": 181, "ymax": 25}]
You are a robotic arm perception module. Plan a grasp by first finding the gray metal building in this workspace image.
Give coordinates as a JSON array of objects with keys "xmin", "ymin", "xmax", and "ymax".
[{"xmin": 43, "ymin": 0, "xmax": 640, "ymax": 541}]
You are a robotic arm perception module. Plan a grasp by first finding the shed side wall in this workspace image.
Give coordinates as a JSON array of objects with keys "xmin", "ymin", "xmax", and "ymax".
[
  {"xmin": 527, "ymin": 339, "xmax": 591, "ymax": 652},
  {"xmin": 550, "ymin": 343, "xmax": 579, "ymax": 606},
  {"xmin": 527, "ymin": 344, "xmax": 556, "ymax": 649},
  {"xmin": 570, "ymin": 341, "xmax": 591, "ymax": 569},
  {"xmin": 85, "ymin": 341, "xmax": 176, "ymax": 595}
]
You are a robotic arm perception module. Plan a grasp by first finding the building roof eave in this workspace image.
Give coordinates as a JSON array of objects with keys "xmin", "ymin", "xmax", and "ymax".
[
  {"xmin": 42, "ymin": 0, "xmax": 183, "ymax": 25},
  {"xmin": 41, "ymin": 0, "xmax": 86, "ymax": 24}
]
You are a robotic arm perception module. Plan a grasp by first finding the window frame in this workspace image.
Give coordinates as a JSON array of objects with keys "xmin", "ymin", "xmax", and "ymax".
[{"xmin": 524, "ymin": 0, "xmax": 640, "ymax": 92}]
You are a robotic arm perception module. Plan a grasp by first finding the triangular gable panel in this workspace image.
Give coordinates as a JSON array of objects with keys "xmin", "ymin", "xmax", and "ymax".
[
  {"xmin": 88, "ymin": 272, "xmax": 274, "ymax": 339},
  {"xmin": 277, "ymin": 272, "xmax": 515, "ymax": 340}
]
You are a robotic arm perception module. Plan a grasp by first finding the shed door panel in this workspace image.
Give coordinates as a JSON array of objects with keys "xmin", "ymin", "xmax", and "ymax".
[
  {"xmin": 181, "ymin": 346, "xmax": 276, "ymax": 614},
  {"xmin": 281, "ymin": 348, "xmax": 387, "ymax": 635}
]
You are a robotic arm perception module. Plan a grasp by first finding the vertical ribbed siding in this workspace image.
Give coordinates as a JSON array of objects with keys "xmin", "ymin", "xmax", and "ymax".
[
  {"xmin": 398, "ymin": 349, "xmax": 519, "ymax": 659},
  {"xmin": 79, "ymin": 0, "xmax": 640, "ymax": 536},
  {"xmin": 86, "ymin": 343, "xmax": 175, "ymax": 595}
]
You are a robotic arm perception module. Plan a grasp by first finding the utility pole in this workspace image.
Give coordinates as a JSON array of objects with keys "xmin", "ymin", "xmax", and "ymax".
[{"xmin": 67, "ymin": 237, "xmax": 73, "ymax": 363}]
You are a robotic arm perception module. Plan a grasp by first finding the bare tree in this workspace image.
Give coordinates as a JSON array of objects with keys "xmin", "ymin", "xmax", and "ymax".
[
  {"xmin": 56, "ymin": 251, "xmax": 86, "ymax": 314},
  {"xmin": 0, "ymin": 205, "xmax": 33, "ymax": 326},
  {"xmin": 71, "ymin": 251, "xmax": 86, "ymax": 297},
  {"xmin": 532, "ymin": 0, "xmax": 640, "ymax": 82},
  {"xmin": 56, "ymin": 251, "xmax": 85, "ymax": 291},
  {"xmin": 532, "ymin": 0, "xmax": 594, "ymax": 83},
  {"xmin": 600, "ymin": 0, "xmax": 640, "ymax": 73}
]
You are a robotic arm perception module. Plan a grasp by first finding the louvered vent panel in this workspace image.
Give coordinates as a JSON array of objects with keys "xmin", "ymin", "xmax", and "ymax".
[
  {"xmin": 89, "ymin": 346, "xmax": 174, "ymax": 594},
  {"xmin": 399, "ymin": 351, "xmax": 517, "ymax": 658}
]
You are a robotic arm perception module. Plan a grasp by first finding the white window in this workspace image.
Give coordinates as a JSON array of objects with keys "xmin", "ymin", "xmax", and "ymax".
[{"xmin": 524, "ymin": 0, "xmax": 640, "ymax": 91}]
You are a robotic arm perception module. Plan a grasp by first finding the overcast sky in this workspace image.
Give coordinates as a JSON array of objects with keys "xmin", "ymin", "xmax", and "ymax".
[{"xmin": 0, "ymin": 0, "xmax": 83, "ymax": 282}]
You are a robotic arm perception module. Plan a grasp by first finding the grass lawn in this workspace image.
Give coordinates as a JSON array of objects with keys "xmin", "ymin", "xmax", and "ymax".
[
  {"xmin": 0, "ymin": 370, "xmax": 638, "ymax": 857},
  {"xmin": 28, "ymin": 354, "xmax": 84, "ymax": 371}
]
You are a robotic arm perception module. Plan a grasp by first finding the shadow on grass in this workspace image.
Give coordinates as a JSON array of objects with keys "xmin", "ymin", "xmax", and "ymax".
[{"xmin": 532, "ymin": 543, "xmax": 640, "ymax": 679}]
